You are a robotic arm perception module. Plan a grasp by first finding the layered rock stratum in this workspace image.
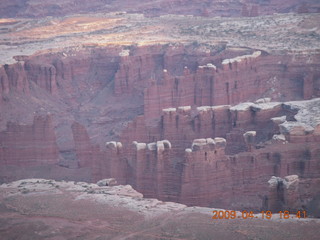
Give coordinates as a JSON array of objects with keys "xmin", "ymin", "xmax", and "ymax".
[{"xmin": 0, "ymin": 0, "xmax": 320, "ymax": 229}]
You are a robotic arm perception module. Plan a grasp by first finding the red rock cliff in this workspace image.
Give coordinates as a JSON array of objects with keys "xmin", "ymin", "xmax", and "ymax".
[
  {"xmin": 1, "ymin": 44, "xmax": 320, "ymax": 215},
  {"xmin": 0, "ymin": 115, "xmax": 59, "ymax": 166}
]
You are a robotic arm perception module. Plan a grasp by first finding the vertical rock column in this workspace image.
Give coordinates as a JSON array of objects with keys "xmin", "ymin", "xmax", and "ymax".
[
  {"xmin": 303, "ymin": 74, "xmax": 314, "ymax": 100},
  {"xmin": 72, "ymin": 122, "xmax": 107, "ymax": 182},
  {"xmin": 131, "ymin": 141, "xmax": 148, "ymax": 194},
  {"xmin": 267, "ymin": 175, "xmax": 301, "ymax": 212},
  {"xmin": 71, "ymin": 122, "xmax": 92, "ymax": 168},
  {"xmin": 130, "ymin": 140, "xmax": 173, "ymax": 199},
  {"xmin": 105, "ymin": 141, "xmax": 126, "ymax": 184},
  {"xmin": 181, "ymin": 137, "xmax": 230, "ymax": 207},
  {"xmin": 0, "ymin": 62, "xmax": 30, "ymax": 100}
]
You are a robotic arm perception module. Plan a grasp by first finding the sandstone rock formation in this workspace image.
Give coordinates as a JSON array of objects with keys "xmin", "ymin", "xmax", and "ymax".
[
  {"xmin": 1, "ymin": 44, "xmax": 319, "ymax": 213},
  {"xmin": 0, "ymin": 1, "xmax": 320, "ymax": 218},
  {"xmin": 0, "ymin": 115, "xmax": 59, "ymax": 166},
  {"xmin": 114, "ymin": 99, "xmax": 320, "ymax": 211},
  {"xmin": 243, "ymin": 131, "xmax": 256, "ymax": 151},
  {"xmin": 267, "ymin": 174, "xmax": 320, "ymax": 217}
]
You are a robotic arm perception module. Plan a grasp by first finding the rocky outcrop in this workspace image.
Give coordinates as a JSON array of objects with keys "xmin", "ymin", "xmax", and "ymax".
[
  {"xmin": 2, "ymin": 178, "xmax": 319, "ymax": 239},
  {"xmin": 71, "ymin": 122, "xmax": 106, "ymax": 182},
  {"xmin": 0, "ymin": 61, "xmax": 58, "ymax": 99},
  {"xmin": 267, "ymin": 175, "xmax": 300, "ymax": 212},
  {"xmin": 129, "ymin": 140, "xmax": 176, "ymax": 199},
  {"xmin": 0, "ymin": 63, "xmax": 30, "ymax": 98},
  {"xmin": 189, "ymin": 137, "xmax": 226, "ymax": 152},
  {"xmin": 243, "ymin": 131, "xmax": 256, "ymax": 151},
  {"xmin": 181, "ymin": 137, "xmax": 229, "ymax": 206},
  {"xmin": 267, "ymin": 175, "xmax": 320, "ymax": 217},
  {"xmin": 96, "ymin": 178, "xmax": 118, "ymax": 187}
]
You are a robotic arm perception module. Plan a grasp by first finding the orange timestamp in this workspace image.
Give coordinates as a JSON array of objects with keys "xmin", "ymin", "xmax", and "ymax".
[{"xmin": 212, "ymin": 210, "xmax": 307, "ymax": 220}]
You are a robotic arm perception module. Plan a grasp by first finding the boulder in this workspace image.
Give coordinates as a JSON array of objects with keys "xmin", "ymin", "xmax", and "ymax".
[
  {"xmin": 97, "ymin": 178, "xmax": 118, "ymax": 187},
  {"xmin": 243, "ymin": 131, "xmax": 256, "ymax": 144}
]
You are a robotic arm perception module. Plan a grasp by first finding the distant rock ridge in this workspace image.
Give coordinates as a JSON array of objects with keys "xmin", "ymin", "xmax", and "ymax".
[{"xmin": 1, "ymin": 0, "xmax": 320, "ymax": 18}]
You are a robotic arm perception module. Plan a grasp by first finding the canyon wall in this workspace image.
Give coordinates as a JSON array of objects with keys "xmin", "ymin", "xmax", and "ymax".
[
  {"xmin": 1, "ymin": 44, "xmax": 320, "ymax": 214},
  {"xmin": 143, "ymin": 51, "xmax": 320, "ymax": 121},
  {"xmin": 113, "ymin": 100, "xmax": 320, "ymax": 212},
  {"xmin": 2, "ymin": 46, "xmax": 319, "ymax": 110}
]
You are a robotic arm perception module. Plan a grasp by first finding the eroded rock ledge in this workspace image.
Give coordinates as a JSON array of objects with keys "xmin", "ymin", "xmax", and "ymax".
[{"xmin": 1, "ymin": 178, "xmax": 319, "ymax": 239}]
